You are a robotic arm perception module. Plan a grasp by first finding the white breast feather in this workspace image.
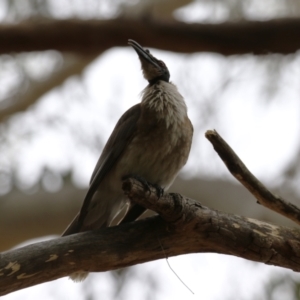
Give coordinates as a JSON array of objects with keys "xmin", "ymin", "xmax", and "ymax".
[{"xmin": 141, "ymin": 81, "xmax": 187, "ymax": 128}]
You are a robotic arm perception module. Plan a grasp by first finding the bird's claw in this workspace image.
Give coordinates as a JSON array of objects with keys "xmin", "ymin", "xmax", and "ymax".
[
  {"xmin": 122, "ymin": 174, "xmax": 163, "ymax": 198},
  {"xmin": 153, "ymin": 184, "xmax": 164, "ymax": 198},
  {"xmin": 123, "ymin": 174, "xmax": 151, "ymax": 193}
]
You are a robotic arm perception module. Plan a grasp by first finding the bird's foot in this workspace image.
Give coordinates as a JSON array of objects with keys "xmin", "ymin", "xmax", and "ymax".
[
  {"xmin": 153, "ymin": 183, "xmax": 164, "ymax": 199},
  {"xmin": 122, "ymin": 174, "xmax": 151, "ymax": 193},
  {"xmin": 122, "ymin": 174, "xmax": 163, "ymax": 198}
]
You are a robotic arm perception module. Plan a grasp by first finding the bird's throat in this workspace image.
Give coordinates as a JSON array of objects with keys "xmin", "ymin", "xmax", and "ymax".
[{"xmin": 141, "ymin": 80, "xmax": 188, "ymax": 128}]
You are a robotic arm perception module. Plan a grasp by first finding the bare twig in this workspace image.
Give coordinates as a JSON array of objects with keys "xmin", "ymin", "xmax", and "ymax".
[{"xmin": 205, "ymin": 129, "xmax": 300, "ymax": 226}]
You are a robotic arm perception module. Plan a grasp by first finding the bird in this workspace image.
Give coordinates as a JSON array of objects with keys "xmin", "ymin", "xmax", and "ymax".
[{"xmin": 62, "ymin": 39, "xmax": 193, "ymax": 281}]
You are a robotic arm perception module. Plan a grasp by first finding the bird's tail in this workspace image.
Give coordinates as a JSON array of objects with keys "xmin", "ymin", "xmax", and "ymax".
[
  {"xmin": 69, "ymin": 271, "xmax": 89, "ymax": 282},
  {"xmin": 62, "ymin": 200, "xmax": 137, "ymax": 282}
]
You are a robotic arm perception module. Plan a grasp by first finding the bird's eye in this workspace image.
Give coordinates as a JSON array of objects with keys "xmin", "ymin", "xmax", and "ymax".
[
  {"xmin": 158, "ymin": 60, "xmax": 166, "ymax": 68},
  {"xmin": 145, "ymin": 49, "xmax": 150, "ymax": 54}
]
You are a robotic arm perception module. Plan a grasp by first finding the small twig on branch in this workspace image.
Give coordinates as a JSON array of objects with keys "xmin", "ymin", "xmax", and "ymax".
[{"xmin": 205, "ymin": 129, "xmax": 300, "ymax": 226}]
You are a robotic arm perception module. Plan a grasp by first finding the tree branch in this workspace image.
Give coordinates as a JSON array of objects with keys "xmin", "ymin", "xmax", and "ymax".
[
  {"xmin": 1, "ymin": 179, "xmax": 300, "ymax": 295},
  {"xmin": 3, "ymin": 176, "xmax": 298, "ymax": 252},
  {"xmin": 1, "ymin": 18, "xmax": 300, "ymax": 55},
  {"xmin": 205, "ymin": 130, "xmax": 300, "ymax": 226}
]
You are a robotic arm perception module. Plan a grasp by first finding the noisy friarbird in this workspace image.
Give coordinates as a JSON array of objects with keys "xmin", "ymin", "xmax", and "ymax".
[{"xmin": 62, "ymin": 39, "xmax": 193, "ymax": 281}]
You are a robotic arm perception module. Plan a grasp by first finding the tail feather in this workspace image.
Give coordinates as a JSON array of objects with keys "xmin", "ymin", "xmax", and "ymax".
[
  {"xmin": 69, "ymin": 271, "xmax": 89, "ymax": 282},
  {"xmin": 62, "ymin": 199, "xmax": 140, "ymax": 282}
]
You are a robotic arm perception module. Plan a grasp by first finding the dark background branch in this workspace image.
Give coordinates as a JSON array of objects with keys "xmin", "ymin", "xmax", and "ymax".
[{"xmin": 1, "ymin": 18, "xmax": 300, "ymax": 55}]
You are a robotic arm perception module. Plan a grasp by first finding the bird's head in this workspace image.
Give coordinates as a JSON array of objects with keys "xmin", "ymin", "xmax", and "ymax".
[{"xmin": 128, "ymin": 39, "xmax": 170, "ymax": 84}]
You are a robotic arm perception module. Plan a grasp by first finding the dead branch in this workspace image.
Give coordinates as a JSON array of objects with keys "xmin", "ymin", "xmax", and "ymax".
[{"xmin": 205, "ymin": 129, "xmax": 300, "ymax": 226}]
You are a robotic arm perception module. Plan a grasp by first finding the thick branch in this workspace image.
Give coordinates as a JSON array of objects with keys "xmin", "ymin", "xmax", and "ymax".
[
  {"xmin": 1, "ymin": 18, "xmax": 300, "ymax": 55},
  {"xmin": 1, "ymin": 182, "xmax": 300, "ymax": 295},
  {"xmin": 205, "ymin": 130, "xmax": 300, "ymax": 226},
  {"xmin": 3, "ymin": 176, "xmax": 298, "ymax": 252}
]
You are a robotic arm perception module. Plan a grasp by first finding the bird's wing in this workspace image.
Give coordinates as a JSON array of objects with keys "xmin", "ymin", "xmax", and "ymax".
[{"xmin": 62, "ymin": 104, "xmax": 141, "ymax": 235}]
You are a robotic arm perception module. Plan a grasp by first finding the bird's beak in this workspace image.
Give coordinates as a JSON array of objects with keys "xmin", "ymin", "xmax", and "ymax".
[{"xmin": 128, "ymin": 39, "xmax": 161, "ymax": 70}]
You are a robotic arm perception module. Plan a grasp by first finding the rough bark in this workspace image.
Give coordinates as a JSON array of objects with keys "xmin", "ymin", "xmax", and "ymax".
[
  {"xmin": 1, "ymin": 185, "xmax": 300, "ymax": 296},
  {"xmin": 1, "ymin": 18, "xmax": 300, "ymax": 55},
  {"xmin": 3, "ymin": 175, "xmax": 299, "ymax": 252}
]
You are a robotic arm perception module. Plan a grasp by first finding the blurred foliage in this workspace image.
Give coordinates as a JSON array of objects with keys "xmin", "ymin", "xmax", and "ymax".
[{"xmin": 260, "ymin": 274, "xmax": 300, "ymax": 300}]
